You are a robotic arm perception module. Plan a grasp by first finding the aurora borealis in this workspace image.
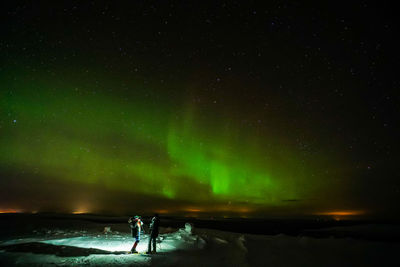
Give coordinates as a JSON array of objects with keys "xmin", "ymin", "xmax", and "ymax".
[
  {"xmin": 0, "ymin": 72, "xmax": 323, "ymax": 215},
  {"xmin": 1, "ymin": 2, "xmax": 398, "ymax": 218}
]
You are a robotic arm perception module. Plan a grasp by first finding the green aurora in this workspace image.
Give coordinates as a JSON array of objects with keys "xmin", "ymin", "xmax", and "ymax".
[{"xmin": 0, "ymin": 68, "xmax": 347, "ymax": 216}]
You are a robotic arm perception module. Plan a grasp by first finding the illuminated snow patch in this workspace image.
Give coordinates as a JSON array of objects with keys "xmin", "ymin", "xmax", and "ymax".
[
  {"xmin": 39, "ymin": 230, "xmax": 205, "ymax": 253},
  {"xmin": 41, "ymin": 236, "xmax": 141, "ymax": 252}
]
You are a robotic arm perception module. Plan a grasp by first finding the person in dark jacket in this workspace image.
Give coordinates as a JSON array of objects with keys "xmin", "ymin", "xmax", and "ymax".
[
  {"xmin": 128, "ymin": 215, "xmax": 143, "ymax": 253},
  {"xmin": 147, "ymin": 213, "xmax": 160, "ymax": 254}
]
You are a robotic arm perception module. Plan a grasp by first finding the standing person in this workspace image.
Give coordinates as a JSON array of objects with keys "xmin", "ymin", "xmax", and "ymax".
[
  {"xmin": 147, "ymin": 213, "xmax": 160, "ymax": 254},
  {"xmin": 128, "ymin": 215, "xmax": 143, "ymax": 253}
]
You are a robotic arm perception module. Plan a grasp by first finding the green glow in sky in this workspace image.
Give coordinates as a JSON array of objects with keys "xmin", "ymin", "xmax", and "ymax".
[
  {"xmin": 2, "ymin": 1, "xmax": 397, "ymax": 220},
  {"xmin": 0, "ymin": 70, "xmax": 343, "ymax": 215}
]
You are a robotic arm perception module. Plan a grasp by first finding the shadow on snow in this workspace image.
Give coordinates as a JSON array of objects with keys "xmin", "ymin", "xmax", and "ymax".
[{"xmin": 0, "ymin": 242, "xmax": 129, "ymax": 257}]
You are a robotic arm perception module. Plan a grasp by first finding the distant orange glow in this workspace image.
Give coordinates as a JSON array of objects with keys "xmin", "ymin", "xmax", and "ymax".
[
  {"xmin": 315, "ymin": 210, "xmax": 365, "ymax": 216},
  {"xmin": 0, "ymin": 209, "xmax": 22, "ymax": 213},
  {"xmin": 184, "ymin": 213, "xmax": 200, "ymax": 218},
  {"xmin": 71, "ymin": 203, "xmax": 91, "ymax": 214},
  {"xmin": 185, "ymin": 208, "xmax": 202, "ymax": 212},
  {"xmin": 72, "ymin": 207, "xmax": 90, "ymax": 214},
  {"xmin": 154, "ymin": 209, "xmax": 169, "ymax": 214},
  {"xmin": 72, "ymin": 211, "xmax": 87, "ymax": 214},
  {"xmin": 237, "ymin": 207, "xmax": 251, "ymax": 213}
]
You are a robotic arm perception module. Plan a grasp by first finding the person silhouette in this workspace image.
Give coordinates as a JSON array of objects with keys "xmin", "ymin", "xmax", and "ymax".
[
  {"xmin": 128, "ymin": 215, "xmax": 143, "ymax": 253},
  {"xmin": 147, "ymin": 213, "xmax": 160, "ymax": 254}
]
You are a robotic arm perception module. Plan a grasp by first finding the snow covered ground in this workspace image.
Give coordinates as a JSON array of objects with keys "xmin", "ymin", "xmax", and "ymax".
[{"xmin": 1, "ymin": 217, "xmax": 399, "ymax": 266}]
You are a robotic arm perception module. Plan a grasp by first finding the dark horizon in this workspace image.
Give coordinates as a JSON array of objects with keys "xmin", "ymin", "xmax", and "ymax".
[{"xmin": 0, "ymin": 209, "xmax": 396, "ymax": 222}]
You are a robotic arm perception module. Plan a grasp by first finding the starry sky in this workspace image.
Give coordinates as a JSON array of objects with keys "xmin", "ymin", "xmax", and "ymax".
[{"xmin": 0, "ymin": 1, "xmax": 398, "ymax": 218}]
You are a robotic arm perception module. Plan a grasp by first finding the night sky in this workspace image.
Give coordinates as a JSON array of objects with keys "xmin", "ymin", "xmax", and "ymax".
[{"xmin": 1, "ymin": 1, "xmax": 398, "ymax": 218}]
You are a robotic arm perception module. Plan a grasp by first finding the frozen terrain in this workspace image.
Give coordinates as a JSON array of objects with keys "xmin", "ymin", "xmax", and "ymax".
[{"xmin": 1, "ymin": 215, "xmax": 399, "ymax": 266}]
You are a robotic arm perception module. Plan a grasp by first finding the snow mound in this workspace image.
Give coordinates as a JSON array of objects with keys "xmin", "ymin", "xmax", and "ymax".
[
  {"xmin": 236, "ymin": 235, "xmax": 247, "ymax": 252},
  {"xmin": 213, "ymin": 237, "xmax": 228, "ymax": 244},
  {"xmin": 184, "ymin": 223, "xmax": 193, "ymax": 234},
  {"xmin": 160, "ymin": 224, "xmax": 205, "ymax": 251}
]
